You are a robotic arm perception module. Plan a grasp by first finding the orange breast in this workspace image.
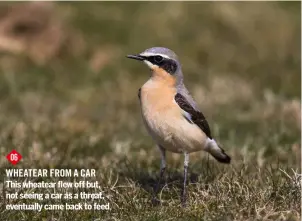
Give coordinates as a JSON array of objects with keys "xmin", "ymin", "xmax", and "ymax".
[
  {"xmin": 151, "ymin": 67, "xmax": 176, "ymax": 88},
  {"xmin": 141, "ymin": 80, "xmax": 177, "ymax": 114},
  {"xmin": 141, "ymin": 67, "xmax": 177, "ymax": 111}
]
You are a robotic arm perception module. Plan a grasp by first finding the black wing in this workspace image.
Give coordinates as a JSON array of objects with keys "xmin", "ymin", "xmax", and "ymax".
[
  {"xmin": 138, "ymin": 88, "xmax": 141, "ymax": 99},
  {"xmin": 175, "ymin": 93, "xmax": 212, "ymax": 139}
]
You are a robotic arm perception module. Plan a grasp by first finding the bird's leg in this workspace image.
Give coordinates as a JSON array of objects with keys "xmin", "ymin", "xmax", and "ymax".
[
  {"xmin": 181, "ymin": 152, "xmax": 189, "ymax": 207},
  {"xmin": 152, "ymin": 145, "xmax": 166, "ymax": 205}
]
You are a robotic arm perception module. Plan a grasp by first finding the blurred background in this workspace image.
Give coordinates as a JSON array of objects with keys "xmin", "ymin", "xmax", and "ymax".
[
  {"xmin": 0, "ymin": 2, "xmax": 300, "ymax": 220},
  {"xmin": 0, "ymin": 1, "xmax": 300, "ymax": 166}
]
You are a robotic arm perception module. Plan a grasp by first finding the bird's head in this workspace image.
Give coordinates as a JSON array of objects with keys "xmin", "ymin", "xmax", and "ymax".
[{"xmin": 127, "ymin": 47, "xmax": 183, "ymax": 86}]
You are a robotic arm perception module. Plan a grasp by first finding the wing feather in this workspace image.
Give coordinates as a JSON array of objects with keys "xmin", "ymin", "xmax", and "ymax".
[
  {"xmin": 175, "ymin": 93, "xmax": 212, "ymax": 139},
  {"xmin": 138, "ymin": 88, "xmax": 141, "ymax": 99}
]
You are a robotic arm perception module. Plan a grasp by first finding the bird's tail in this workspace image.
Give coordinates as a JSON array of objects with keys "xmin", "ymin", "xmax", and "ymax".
[{"xmin": 206, "ymin": 139, "xmax": 231, "ymax": 164}]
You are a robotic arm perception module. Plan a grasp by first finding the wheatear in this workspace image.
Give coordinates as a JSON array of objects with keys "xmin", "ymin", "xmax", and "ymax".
[{"xmin": 127, "ymin": 47, "xmax": 231, "ymax": 206}]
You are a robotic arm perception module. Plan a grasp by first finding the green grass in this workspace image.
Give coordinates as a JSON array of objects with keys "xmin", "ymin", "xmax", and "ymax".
[{"xmin": 0, "ymin": 2, "xmax": 301, "ymax": 221}]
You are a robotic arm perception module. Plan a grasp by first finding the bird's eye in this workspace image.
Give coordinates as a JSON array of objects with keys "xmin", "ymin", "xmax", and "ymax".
[{"xmin": 154, "ymin": 55, "xmax": 163, "ymax": 63}]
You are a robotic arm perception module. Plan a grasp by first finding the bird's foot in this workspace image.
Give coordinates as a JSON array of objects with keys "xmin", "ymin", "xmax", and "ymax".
[
  {"xmin": 181, "ymin": 193, "xmax": 187, "ymax": 207},
  {"xmin": 151, "ymin": 197, "xmax": 161, "ymax": 206}
]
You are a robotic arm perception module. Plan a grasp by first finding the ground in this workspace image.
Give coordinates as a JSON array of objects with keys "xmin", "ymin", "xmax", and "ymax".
[{"xmin": 0, "ymin": 2, "xmax": 300, "ymax": 221}]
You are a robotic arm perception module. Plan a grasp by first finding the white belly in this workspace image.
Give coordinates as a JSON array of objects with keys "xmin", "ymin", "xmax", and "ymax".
[{"xmin": 142, "ymin": 110, "xmax": 208, "ymax": 153}]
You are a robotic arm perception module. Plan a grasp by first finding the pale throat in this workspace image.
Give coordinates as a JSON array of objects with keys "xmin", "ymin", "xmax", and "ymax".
[{"xmin": 149, "ymin": 67, "xmax": 177, "ymax": 88}]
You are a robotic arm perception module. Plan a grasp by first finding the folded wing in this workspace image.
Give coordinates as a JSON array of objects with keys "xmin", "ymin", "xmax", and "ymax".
[{"xmin": 175, "ymin": 93, "xmax": 212, "ymax": 139}]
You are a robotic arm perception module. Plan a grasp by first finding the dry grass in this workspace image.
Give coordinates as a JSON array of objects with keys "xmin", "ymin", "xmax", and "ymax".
[{"xmin": 0, "ymin": 2, "xmax": 300, "ymax": 221}]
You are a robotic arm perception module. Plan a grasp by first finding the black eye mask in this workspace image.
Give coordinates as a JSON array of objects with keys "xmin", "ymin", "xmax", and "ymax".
[{"xmin": 147, "ymin": 56, "xmax": 178, "ymax": 75}]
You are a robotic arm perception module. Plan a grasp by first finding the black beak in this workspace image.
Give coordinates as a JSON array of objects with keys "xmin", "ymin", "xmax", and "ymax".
[{"xmin": 126, "ymin": 54, "xmax": 145, "ymax": 61}]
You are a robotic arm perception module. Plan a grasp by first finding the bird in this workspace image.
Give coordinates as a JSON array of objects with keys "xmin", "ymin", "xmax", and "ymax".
[{"xmin": 126, "ymin": 47, "xmax": 231, "ymax": 207}]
